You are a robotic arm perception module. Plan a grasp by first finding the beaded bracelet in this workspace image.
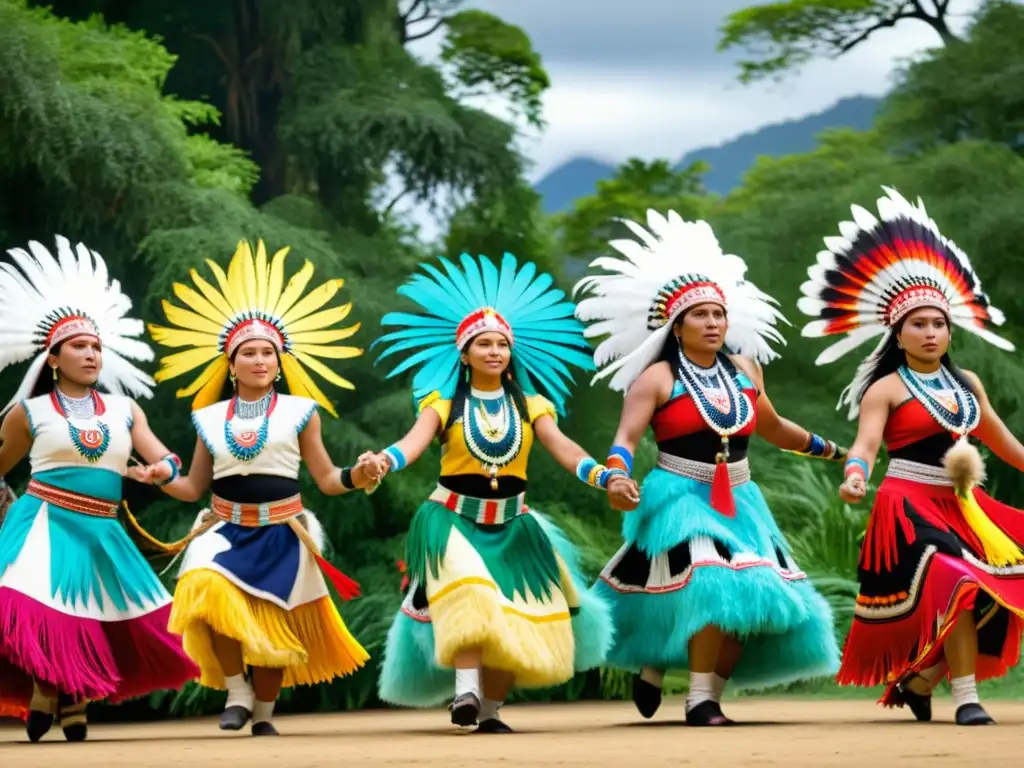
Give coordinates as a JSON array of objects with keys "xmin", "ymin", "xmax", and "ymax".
[
  {"xmin": 385, "ymin": 445, "xmax": 407, "ymax": 472},
  {"xmin": 607, "ymin": 445, "xmax": 634, "ymax": 476},
  {"xmin": 575, "ymin": 457, "xmax": 611, "ymax": 490},
  {"xmin": 844, "ymin": 457, "xmax": 869, "ymax": 481},
  {"xmin": 794, "ymin": 433, "xmax": 846, "ymax": 461},
  {"xmin": 154, "ymin": 453, "xmax": 181, "ymax": 487}
]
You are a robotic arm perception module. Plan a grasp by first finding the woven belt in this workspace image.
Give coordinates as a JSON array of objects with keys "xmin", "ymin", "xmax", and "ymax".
[
  {"xmin": 27, "ymin": 479, "xmax": 118, "ymax": 518},
  {"xmin": 428, "ymin": 486, "xmax": 527, "ymax": 525},
  {"xmin": 656, "ymin": 453, "xmax": 751, "ymax": 487},
  {"xmin": 885, "ymin": 458, "xmax": 952, "ymax": 487},
  {"xmin": 210, "ymin": 493, "xmax": 304, "ymax": 526}
]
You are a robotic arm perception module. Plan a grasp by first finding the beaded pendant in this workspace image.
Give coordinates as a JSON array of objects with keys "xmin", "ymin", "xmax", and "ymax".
[
  {"xmin": 898, "ymin": 365, "xmax": 979, "ymax": 437},
  {"xmin": 676, "ymin": 349, "xmax": 754, "ymax": 462},
  {"xmin": 50, "ymin": 390, "xmax": 111, "ymax": 463},
  {"xmin": 225, "ymin": 391, "xmax": 278, "ymax": 462},
  {"xmin": 462, "ymin": 389, "xmax": 523, "ymax": 489}
]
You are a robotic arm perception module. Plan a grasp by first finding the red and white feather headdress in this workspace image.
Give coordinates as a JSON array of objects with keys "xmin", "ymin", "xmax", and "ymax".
[
  {"xmin": 573, "ymin": 209, "xmax": 788, "ymax": 393},
  {"xmin": 798, "ymin": 186, "xmax": 1014, "ymax": 417}
]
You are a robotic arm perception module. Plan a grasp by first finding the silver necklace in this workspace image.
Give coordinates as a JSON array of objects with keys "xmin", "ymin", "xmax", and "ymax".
[
  {"xmin": 56, "ymin": 390, "xmax": 96, "ymax": 419},
  {"xmin": 234, "ymin": 391, "xmax": 273, "ymax": 420}
]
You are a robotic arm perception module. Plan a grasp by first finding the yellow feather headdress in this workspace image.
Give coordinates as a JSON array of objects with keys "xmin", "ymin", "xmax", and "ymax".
[{"xmin": 147, "ymin": 240, "xmax": 362, "ymax": 416}]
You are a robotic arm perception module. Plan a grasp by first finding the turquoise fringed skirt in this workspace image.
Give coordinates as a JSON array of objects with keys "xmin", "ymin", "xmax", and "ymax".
[
  {"xmin": 377, "ymin": 508, "xmax": 614, "ymax": 708},
  {"xmin": 590, "ymin": 465, "xmax": 840, "ymax": 690}
]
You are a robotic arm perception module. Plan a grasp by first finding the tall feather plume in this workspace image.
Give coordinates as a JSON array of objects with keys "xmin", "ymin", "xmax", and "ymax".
[
  {"xmin": 798, "ymin": 185, "xmax": 1014, "ymax": 417},
  {"xmin": 372, "ymin": 252, "xmax": 593, "ymax": 415},
  {"xmin": 0, "ymin": 236, "xmax": 155, "ymax": 414},
  {"xmin": 573, "ymin": 209, "xmax": 788, "ymax": 393}
]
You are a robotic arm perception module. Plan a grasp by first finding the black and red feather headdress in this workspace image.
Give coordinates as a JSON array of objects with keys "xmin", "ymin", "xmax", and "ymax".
[{"xmin": 798, "ymin": 186, "xmax": 1013, "ymax": 417}]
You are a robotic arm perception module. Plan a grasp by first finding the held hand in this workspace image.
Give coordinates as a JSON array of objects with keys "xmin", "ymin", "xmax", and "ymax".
[
  {"xmin": 839, "ymin": 475, "xmax": 866, "ymax": 504},
  {"xmin": 607, "ymin": 475, "xmax": 640, "ymax": 512},
  {"xmin": 351, "ymin": 450, "xmax": 385, "ymax": 489},
  {"xmin": 126, "ymin": 459, "xmax": 173, "ymax": 486}
]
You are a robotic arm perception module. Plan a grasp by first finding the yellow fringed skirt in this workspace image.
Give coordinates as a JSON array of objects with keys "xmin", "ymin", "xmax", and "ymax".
[{"xmin": 169, "ymin": 569, "xmax": 369, "ymax": 690}]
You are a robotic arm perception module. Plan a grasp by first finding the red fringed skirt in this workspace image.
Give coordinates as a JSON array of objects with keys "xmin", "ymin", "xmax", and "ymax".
[{"xmin": 839, "ymin": 469, "xmax": 1024, "ymax": 705}]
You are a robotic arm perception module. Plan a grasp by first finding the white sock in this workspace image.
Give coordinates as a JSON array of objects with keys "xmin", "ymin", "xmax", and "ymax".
[
  {"xmin": 455, "ymin": 668, "xmax": 481, "ymax": 700},
  {"xmin": 225, "ymin": 673, "xmax": 254, "ymax": 711},
  {"xmin": 252, "ymin": 699, "xmax": 275, "ymax": 724},
  {"xmin": 639, "ymin": 666, "xmax": 664, "ymax": 687},
  {"xmin": 950, "ymin": 675, "xmax": 980, "ymax": 709},
  {"xmin": 30, "ymin": 681, "xmax": 56, "ymax": 714},
  {"xmin": 710, "ymin": 673, "xmax": 728, "ymax": 703},
  {"xmin": 685, "ymin": 671, "xmax": 715, "ymax": 713},
  {"xmin": 478, "ymin": 697, "xmax": 503, "ymax": 721}
]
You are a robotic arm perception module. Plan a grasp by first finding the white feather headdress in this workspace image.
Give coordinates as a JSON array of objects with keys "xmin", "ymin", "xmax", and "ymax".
[
  {"xmin": 797, "ymin": 186, "xmax": 1013, "ymax": 418},
  {"xmin": 573, "ymin": 210, "xmax": 788, "ymax": 393},
  {"xmin": 0, "ymin": 236, "xmax": 155, "ymax": 413}
]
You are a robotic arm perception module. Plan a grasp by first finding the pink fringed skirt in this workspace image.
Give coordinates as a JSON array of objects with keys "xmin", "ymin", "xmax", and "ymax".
[{"xmin": 0, "ymin": 472, "xmax": 199, "ymax": 715}]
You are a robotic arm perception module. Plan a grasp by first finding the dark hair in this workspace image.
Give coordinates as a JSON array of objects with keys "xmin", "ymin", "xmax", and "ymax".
[
  {"xmin": 862, "ymin": 312, "xmax": 977, "ymax": 397},
  {"xmin": 29, "ymin": 341, "xmax": 64, "ymax": 398},
  {"xmin": 444, "ymin": 337, "xmax": 531, "ymax": 432}
]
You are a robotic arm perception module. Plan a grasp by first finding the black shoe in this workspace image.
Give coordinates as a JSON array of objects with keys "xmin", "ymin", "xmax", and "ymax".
[
  {"xmin": 632, "ymin": 674, "xmax": 662, "ymax": 719},
  {"xmin": 449, "ymin": 692, "xmax": 480, "ymax": 726},
  {"xmin": 57, "ymin": 695, "xmax": 87, "ymax": 742},
  {"xmin": 895, "ymin": 676, "xmax": 933, "ymax": 722},
  {"xmin": 251, "ymin": 720, "xmax": 279, "ymax": 736},
  {"xmin": 25, "ymin": 710, "xmax": 53, "ymax": 743},
  {"xmin": 685, "ymin": 699, "xmax": 733, "ymax": 727},
  {"xmin": 955, "ymin": 703, "xmax": 995, "ymax": 725},
  {"xmin": 475, "ymin": 718, "xmax": 514, "ymax": 733},
  {"xmin": 219, "ymin": 704, "xmax": 252, "ymax": 730}
]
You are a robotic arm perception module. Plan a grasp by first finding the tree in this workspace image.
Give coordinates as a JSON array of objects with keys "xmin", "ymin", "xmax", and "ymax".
[
  {"xmin": 556, "ymin": 158, "xmax": 712, "ymax": 263},
  {"xmin": 878, "ymin": 0, "xmax": 1024, "ymax": 154},
  {"xmin": 718, "ymin": 0, "xmax": 962, "ymax": 84}
]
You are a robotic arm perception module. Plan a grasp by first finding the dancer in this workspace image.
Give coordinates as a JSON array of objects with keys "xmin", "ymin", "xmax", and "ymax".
[
  {"xmin": 369, "ymin": 252, "xmax": 622, "ymax": 733},
  {"xmin": 0, "ymin": 236, "xmax": 199, "ymax": 742},
  {"xmin": 575, "ymin": 210, "xmax": 844, "ymax": 726},
  {"xmin": 130, "ymin": 239, "xmax": 374, "ymax": 736},
  {"xmin": 798, "ymin": 186, "xmax": 1024, "ymax": 725}
]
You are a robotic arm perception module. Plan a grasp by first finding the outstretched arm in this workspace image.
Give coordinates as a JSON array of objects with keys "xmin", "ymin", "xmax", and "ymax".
[
  {"xmin": 965, "ymin": 371, "xmax": 1024, "ymax": 472},
  {"xmin": 371, "ymin": 407, "xmax": 442, "ymax": 478},
  {"xmin": 839, "ymin": 383, "xmax": 890, "ymax": 503},
  {"xmin": 298, "ymin": 409, "xmax": 382, "ymax": 495},
  {"xmin": 737, "ymin": 357, "xmax": 845, "ymax": 459}
]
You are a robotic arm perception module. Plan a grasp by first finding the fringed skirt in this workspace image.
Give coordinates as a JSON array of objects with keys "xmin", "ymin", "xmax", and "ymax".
[
  {"xmin": 376, "ymin": 487, "xmax": 614, "ymax": 707},
  {"xmin": 168, "ymin": 499, "xmax": 368, "ymax": 690},
  {"xmin": 0, "ymin": 467, "xmax": 198, "ymax": 714},
  {"xmin": 839, "ymin": 460, "xmax": 1024, "ymax": 705},
  {"xmin": 590, "ymin": 456, "xmax": 840, "ymax": 690}
]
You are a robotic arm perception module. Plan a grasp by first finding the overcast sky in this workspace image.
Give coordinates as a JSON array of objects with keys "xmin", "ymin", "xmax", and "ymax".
[{"xmin": 407, "ymin": 0, "xmax": 983, "ymax": 182}]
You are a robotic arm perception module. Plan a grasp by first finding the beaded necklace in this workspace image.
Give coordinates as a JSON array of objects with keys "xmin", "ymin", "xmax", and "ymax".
[
  {"xmin": 898, "ymin": 365, "xmax": 979, "ymax": 437},
  {"xmin": 224, "ymin": 390, "xmax": 278, "ymax": 462},
  {"xmin": 462, "ymin": 386, "xmax": 523, "ymax": 490},
  {"xmin": 675, "ymin": 349, "xmax": 753, "ymax": 464},
  {"xmin": 50, "ymin": 388, "xmax": 110, "ymax": 463}
]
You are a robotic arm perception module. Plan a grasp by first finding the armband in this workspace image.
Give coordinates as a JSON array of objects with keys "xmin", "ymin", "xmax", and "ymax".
[
  {"xmin": 575, "ymin": 457, "xmax": 611, "ymax": 490},
  {"xmin": 339, "ymin": 466, "xmax": 355, "ymax": 490},
  {"xmin": 607, "ymin": 445, "xmax": 633, "ymax": 477},
  {"xmin": 844, "ymin": 458, "xmax": 869, "ymax": 481},
  {"xmin": 154, "ymin": 453, "xmax": 181, "ymax": 487},
  {"xmin": 385, "ymin": 445, "xmax": 407, "ymax": 472},
  {"xmin": 794, "ymin": 434, "xmax": 846, "ymax": 461}
]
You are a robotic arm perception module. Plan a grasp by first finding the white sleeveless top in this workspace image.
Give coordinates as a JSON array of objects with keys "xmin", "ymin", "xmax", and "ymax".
[
  {"xmin": 22, "ymin": 392, "xmax": 134, "ymax": 476},
  {"xmin": 192, "ymin": 393, "xmax": 318, "ymax": 481}
]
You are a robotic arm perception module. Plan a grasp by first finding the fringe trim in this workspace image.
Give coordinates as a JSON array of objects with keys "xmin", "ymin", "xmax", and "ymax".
[
  {"xmin": 428, "ymin": 579, "xmax": 575, "ymax": 689},
  {"xmin": 168, "ymin": 569, "xmax": 368, "ymax": 690}
]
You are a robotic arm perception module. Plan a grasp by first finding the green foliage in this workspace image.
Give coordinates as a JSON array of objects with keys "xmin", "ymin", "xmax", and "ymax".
[
  {"xmin": 440, "ymin": 9, "xmax": 551, "ymax": 129},
  {"xmin": 878, "ymin": 0, "xmax": 1024, "ymax": 153},
  {"xmin": 718, "ymin": 0, "xmax": 959, "ymax": 84},
  {"xmin": 556, "ymin": 159, "xmax": 712, "ymax": 261}
]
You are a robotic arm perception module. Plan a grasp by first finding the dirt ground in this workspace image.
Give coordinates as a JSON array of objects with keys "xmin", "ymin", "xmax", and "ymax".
[{"xmin": 1, "ymin": 698, "xmax": 1020, "ymax": 766}]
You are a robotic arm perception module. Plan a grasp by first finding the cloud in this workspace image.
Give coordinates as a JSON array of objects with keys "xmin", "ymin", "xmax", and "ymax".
[{"xmin": 400, "ymin": 0, "xmax": 985, "ymax": 234}]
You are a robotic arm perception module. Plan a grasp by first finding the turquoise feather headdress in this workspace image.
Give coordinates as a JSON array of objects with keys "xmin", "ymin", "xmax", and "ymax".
[{"xmin": 373, "ymin": 253, "xmax": 594, "ymax": 415}]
